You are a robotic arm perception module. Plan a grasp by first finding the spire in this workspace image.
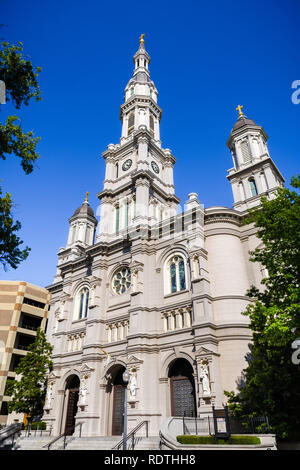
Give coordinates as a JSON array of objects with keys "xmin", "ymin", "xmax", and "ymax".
[
  {"xmin": 132, "ymin": 34, "xmax": 151, "ymax": 83},
  {"xmin": 226, "ymin": 107, "xmax": 284, "ymax": 212},
  {"xmin": 120, "ymin": 36, "xmax": 161, "ymax": 142},
  {"xmin": 67, "ymin": 197, "xmax": 97, "ymax": 247}
]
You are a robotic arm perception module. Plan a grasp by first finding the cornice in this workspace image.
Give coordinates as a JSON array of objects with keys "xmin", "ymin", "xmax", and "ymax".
[
  {"xmin": 119, "ymin": 95, "xmax": 162, "ymax": 120},
  {"xmin": 204, "ymin": 207, "xmax": 243, "ymax": 227},
  {"xmin": 227, "ymin": 156, "xmax": 271, "ymax": 181}
]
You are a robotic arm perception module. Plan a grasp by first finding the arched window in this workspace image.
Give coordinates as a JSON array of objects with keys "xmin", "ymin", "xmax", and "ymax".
[
  {"xmin": 165, "ymin": 254, "xmax": 187, "ymax": 295},
  {"xmin": 115, "ymin": 205, "xmax": 120, "ymax": 233},
  {"xmin": 128, "ymin": 113, "xmax": 134, "ymax": 136},
  {"xmin": 74, "ymin": 287, "xmax": 90, "ymax": 320},
  {"xmin": 149, "ymin": 114, "xmax": 154, "ymax": 136},
  {"xmin": 249, "ymin": 178, "xmax": 258, "ymax": 197},
  {"xmin": 238, "ymin": 181, "xmax": 246, "ymax": 201}
]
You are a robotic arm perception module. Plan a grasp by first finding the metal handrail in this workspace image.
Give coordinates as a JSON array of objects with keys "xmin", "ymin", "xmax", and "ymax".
[
  {"xmin": 0, "ymin": 423, "xmax": 22, "ymax": 449},
  {"xmin": 112, "ymin": 420, "xmax": 149, "ymax": 450},
  {"xmin": 44, "ymin": 421, "xmax": 83, "ymax": 450}
]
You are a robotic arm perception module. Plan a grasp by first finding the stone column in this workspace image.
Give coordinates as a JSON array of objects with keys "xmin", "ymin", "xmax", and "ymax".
[{"xmin": 134, "ymin": 177, "xmax": 150, "ymax": 225}]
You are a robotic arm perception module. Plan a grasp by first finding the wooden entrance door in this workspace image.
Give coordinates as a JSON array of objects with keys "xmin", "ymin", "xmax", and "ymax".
[
  {"xmin": 169, "ymin": 358, "xmax": 196, "ymax": 417},
  {"xmin": 170, "ymin": 376, "xmax": 196, "ymax": 416},
  {"xmin": 112, "ymin": 384, "xmax": 125, "ymax": 435},
  {"xmin": 64, "ymin": 376, "xmax": 80, "ymax": 436}
]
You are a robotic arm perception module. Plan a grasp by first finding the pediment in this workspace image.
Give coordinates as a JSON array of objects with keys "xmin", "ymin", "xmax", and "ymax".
[
  {"xmin": 127, "ymin": 355, "xmax": 143, "ymax": 365},
  {"xmin": 47, "ymin": 371, "xmax": 61, "ymax": 380},
  {"xmin": 195, "ymin": 346, "xmax": 220, "ymax": 358}
]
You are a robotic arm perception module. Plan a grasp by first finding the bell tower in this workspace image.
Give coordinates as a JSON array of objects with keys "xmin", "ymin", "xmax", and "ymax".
[
  {"xmin": 97, "ymin": 36, "xmax": 180, "ymax": 242},
  {"xmin": 226, "ymin": 105, "xmax": 284, "ymax": 212}
]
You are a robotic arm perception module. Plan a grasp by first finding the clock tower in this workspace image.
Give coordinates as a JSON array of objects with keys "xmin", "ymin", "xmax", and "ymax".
[{"xmin": 97, "ymin": 36, "xmax": 180, "ymax": 242}]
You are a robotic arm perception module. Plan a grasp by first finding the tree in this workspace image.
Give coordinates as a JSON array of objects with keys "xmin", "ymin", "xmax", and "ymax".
[
  {"xmin": 225, "ymin": 175, "xmax": 300, "ymax": 441},
  {"xmin": 7, "ymin": 328, "xmax": 53, "ymax": 422},
  {"xmin": 0, "ymin": 188, "xmax": 30, "ymax": 269},
  {"xmin": 0, "ymin": 40, "xmax": 42, "ymax": 269}
]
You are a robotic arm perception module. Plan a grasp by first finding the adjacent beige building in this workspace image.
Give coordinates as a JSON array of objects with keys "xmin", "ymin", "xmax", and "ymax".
[{"xmin": 0, "ymin": 281, "xmax": 50, "ymax": 425}]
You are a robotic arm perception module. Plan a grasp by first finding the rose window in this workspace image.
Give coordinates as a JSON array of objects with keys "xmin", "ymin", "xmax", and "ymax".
[{"xmin": 112, "ymin": 267, "xmax": 131, "ymax": 295}]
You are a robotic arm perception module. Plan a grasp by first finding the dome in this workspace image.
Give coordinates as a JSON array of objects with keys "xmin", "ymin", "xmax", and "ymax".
[
  {"xmin": 70, "ymin": 202, "xmax": 96, "ymax": 221},
  {"xmin": 232, "ymin": 115, "xmax": 258, "ymax": 131}
]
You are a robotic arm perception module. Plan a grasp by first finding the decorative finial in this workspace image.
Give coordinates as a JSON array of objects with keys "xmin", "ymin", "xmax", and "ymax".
[
  {"xmin": 139, "ymin": 34, "xmax": 145, "ymax": 47},
  {"xmin": 84, "ymin": 191, "xmax": 89, "ymax": 203},
  {"xmin": 236, "ymin": 104, "xmax": 244, "ymax": 117}
]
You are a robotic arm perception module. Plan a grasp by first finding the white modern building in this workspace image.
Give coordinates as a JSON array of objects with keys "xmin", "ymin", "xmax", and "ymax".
[{"xmin": 43, "ymin": 36, "xmax": 284, "ymax": 438}]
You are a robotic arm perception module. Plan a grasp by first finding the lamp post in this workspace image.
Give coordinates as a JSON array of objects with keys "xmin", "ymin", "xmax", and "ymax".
[{"xmin": 122, "ymin": 369, "xmax": 130, "ymax": 450}]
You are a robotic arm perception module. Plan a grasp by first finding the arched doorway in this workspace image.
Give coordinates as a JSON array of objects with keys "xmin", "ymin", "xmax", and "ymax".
[
  {"xmin": 169, "ymin": 358, "xmax": 196, "ymax": 417},
  {"xmin": 64, "ymin": 375, "xmax": 80, "ymax": 435},
  {"xmin": 109, "ymin": 366, "xmax": 126, "ymax": 436}
]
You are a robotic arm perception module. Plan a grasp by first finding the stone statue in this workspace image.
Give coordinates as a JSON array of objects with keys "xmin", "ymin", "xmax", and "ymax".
[
  {"xmin": 129, "ymin": 371, "xmax": 137, "ymax": 399},
  {"xmin": 45, "ymin": 381, "xmax": 53, "ymax": 408},
  {"xmin": 199, "ymin": 363, "xmax": 211, "ymax": 396},
  {"xmin": 79, "ymin": 377, "xmax": 88, "ymax": 404}
]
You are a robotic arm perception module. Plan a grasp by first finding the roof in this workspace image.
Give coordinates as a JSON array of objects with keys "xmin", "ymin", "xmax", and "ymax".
[
  {"xmin": 232, "ymin": 115, "xmax": 258, "ymax": 131},
  {"xmin": 70, "ymin": 202, "xmax": 97, "ymax": 221}
]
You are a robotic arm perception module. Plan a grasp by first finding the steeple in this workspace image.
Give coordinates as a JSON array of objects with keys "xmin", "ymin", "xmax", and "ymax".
[
  {"xmin": 227, "ymin": 106, "xmax": 284, "ymax": 212},
  {"xmin": 97, "ymin": 37, "xmax": 180, "ymax": 242},
  {"xmin": 66, "ymin": 193, "xmax": 97, "ymax": 247},
  {"xmin": 120, "ymin": 35, "xmax": 161, "ymax": 144}
]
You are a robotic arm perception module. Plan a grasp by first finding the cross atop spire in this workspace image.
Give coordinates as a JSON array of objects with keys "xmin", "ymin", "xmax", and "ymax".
[
  {"xmin": 236, "ymin": 104, "xmax": 244, "ymax": 117},
  {"xmin": 139, "ymin": 33, "xmax": 145, "ymax": 48}
]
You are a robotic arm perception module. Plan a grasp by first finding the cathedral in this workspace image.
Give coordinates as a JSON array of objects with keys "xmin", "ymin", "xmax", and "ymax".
[{"xmin": 43, "ymin": 36, "xmax": 284, "ymax": 438}]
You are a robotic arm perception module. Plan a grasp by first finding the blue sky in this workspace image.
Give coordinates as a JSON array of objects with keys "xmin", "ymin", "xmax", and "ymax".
[{"xmin": 1, "ymin": 0, "xmax": 299, "ymax": 287}]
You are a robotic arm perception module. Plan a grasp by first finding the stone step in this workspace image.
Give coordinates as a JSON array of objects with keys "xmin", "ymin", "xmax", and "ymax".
[
  {"xmin": 66, "ymin": 436, "xmax": 160, "ymax": 451},
  {"xmin": 15, "ymin": 434, "xmax": 161, "ymax": 451},
  {"xmin": 16, "ymin": 436, "xmax": 54, "ymax": 450}
]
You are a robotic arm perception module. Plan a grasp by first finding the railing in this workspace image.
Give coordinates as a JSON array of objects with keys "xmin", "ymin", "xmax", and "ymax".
[
  {"xmin": 112, "ymin": 420, "xmax": 149, "ymax": 450},
  {"xmin": 0, "ymin": 423, "xmax": 22, "ymax": 449},
  {"xmin": 44, "ymin": 422, "xmax": 83, "ymax": 450},
  {"xmin": 183, "ymin": 414, "xmax": 212, "ymax": 436},
  {"xmin": 23, "ymin": 424, "xmax": 52, "ymax": 438},
  {"xmin": 228, "ymin": 415, "xmax": 270, "ymax": 434},
  {"xmin": 182, "ymin": 412, "xmax": 270, "ymax": 436}
]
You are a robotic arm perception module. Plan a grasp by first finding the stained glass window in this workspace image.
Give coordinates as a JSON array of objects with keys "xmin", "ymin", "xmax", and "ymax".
[
  {"xmin": 179, "ymin": 260, "xmax": 186, "ymax": 290},
  {"xmin": 115, "ymin": 206, "xmax": 120, "ymax": 233},
  {"xmin": 76, "ymin": 287, "xmax": 89, "ymax": 320},
  {"xmin": 170, "ymin": 263, "xmax": 177, "ymax": 293},
  {"xmin": 168, "ymin": 255, "xmax": 187, "ymax": 295},
  {"xmin": 249, "ymin": 179, "xmax": 258, "ymax": 197},
  {"xmin": 112, "ymin": 267, "xmax": 131, "ymax": 295}
]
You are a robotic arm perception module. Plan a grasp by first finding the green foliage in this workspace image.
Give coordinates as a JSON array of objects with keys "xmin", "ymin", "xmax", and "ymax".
[
  {"xmin": 225, "ymin": 176, "xmax": 300, "ymax": 442},
  {"xmin": 30, "ymin": 421, "xmax": 46, "ymax": 430},
  {"xmin": 0, "ymin": 41, "xmax": 42, "ymax": 109},
  {"xmin": 7, "ymin": 328, "xmax": 53, "ymax": 419},
  {"xmin": 0, "ymin": 187, "xmax": 30, "ymax": 269},
  {"xmin": 176, "ymin": 435, "xmax": 261, "ymax": 445},
  {"xmin": 0, "ymin": 40, "xmax": 42, "ymax": 269}
]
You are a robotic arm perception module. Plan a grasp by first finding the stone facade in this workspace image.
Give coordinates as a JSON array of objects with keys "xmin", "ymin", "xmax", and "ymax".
[{"xmin": 43, "ymin": 38, "xmax": 284, "ymax": 438}]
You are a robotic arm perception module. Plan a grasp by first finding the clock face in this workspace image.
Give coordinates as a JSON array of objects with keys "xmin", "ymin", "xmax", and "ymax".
[
  {"xmin": 151, "ymin": 160, "xmax": 159, "ymax": 174},
  {"xmin": 122, "ymin": 159, "xmax": 132, "ymax": 171}
]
